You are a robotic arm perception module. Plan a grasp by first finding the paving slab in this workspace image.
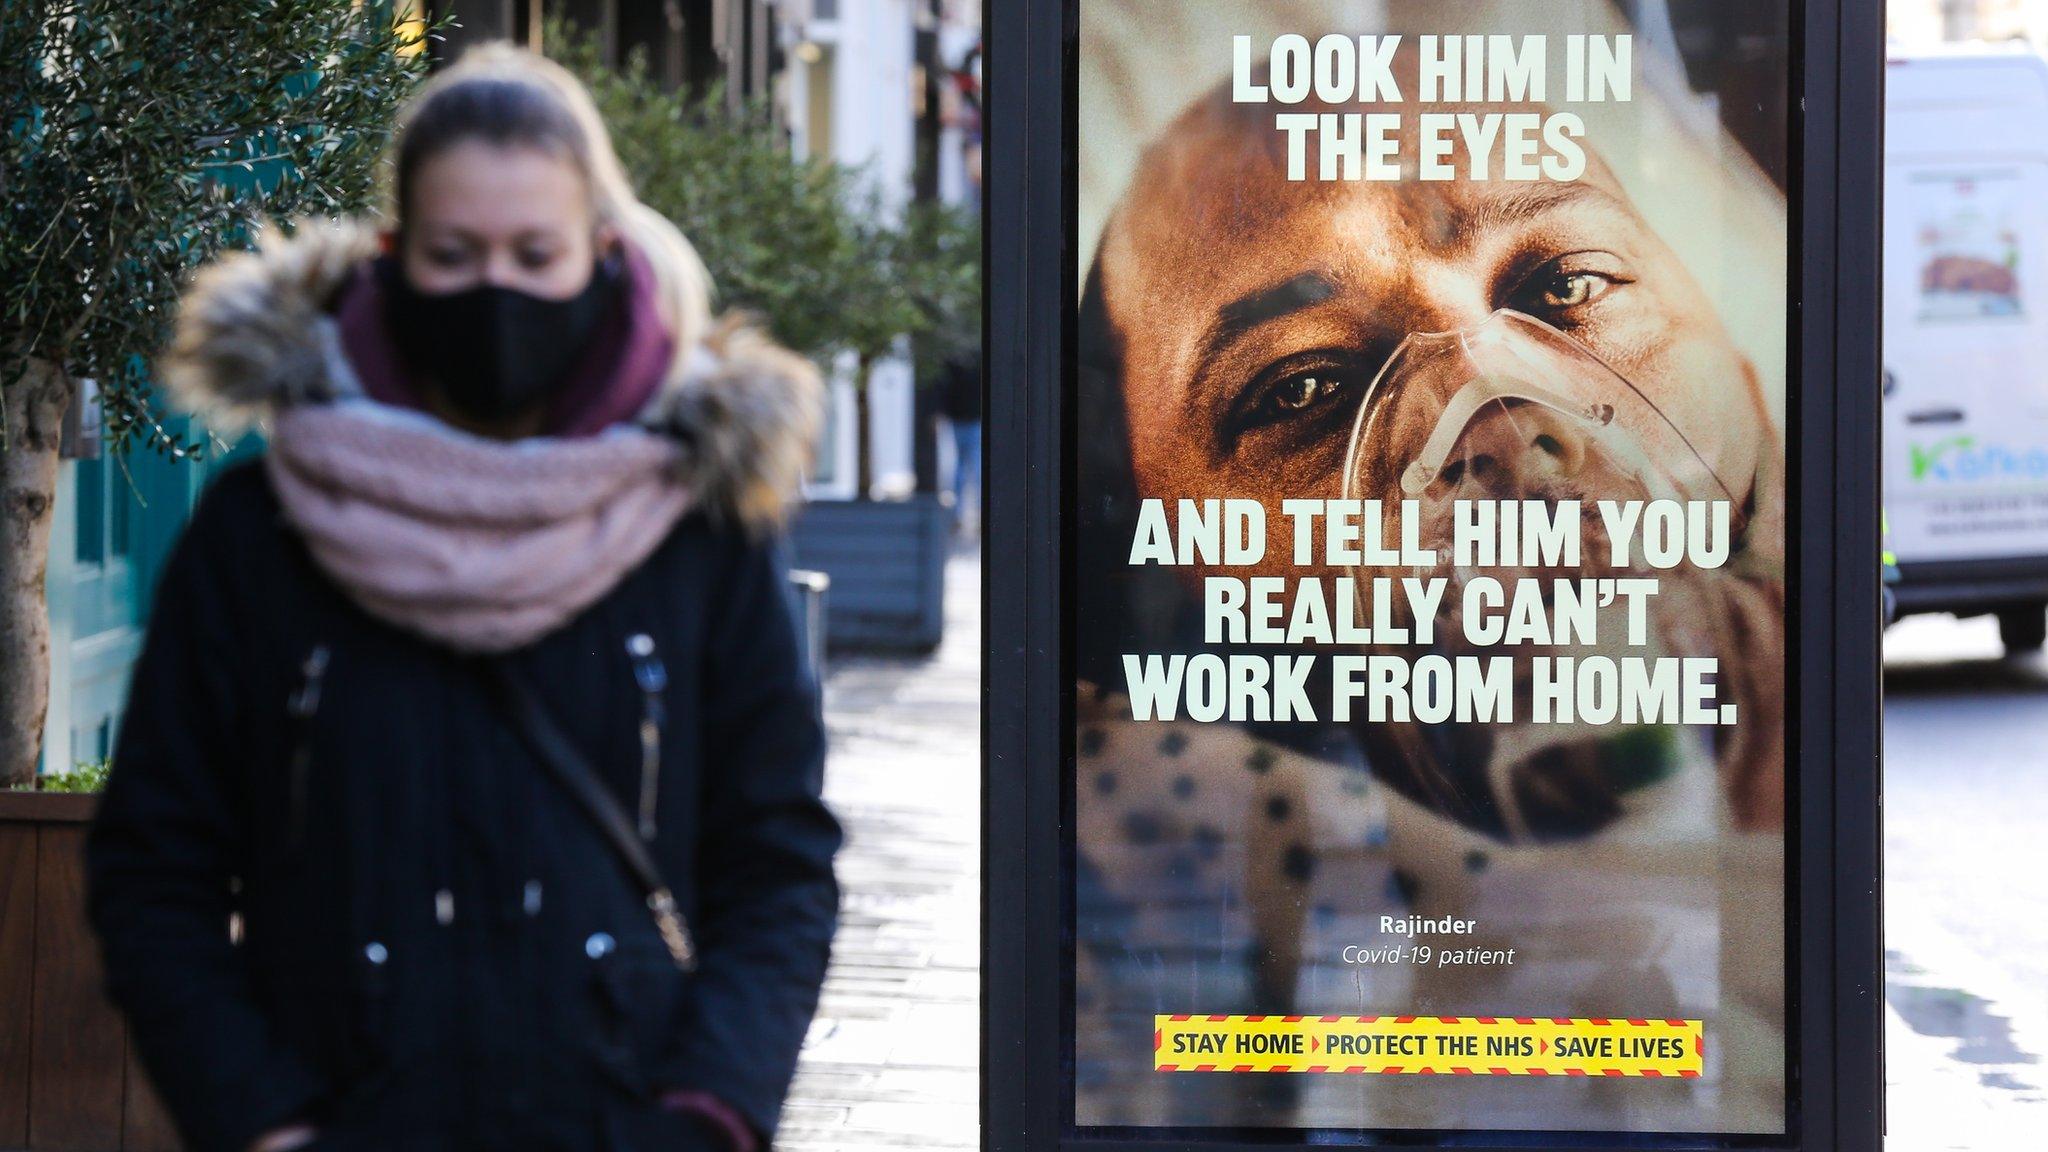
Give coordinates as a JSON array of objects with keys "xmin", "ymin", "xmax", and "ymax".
[{"xmin": 782, "ymin": 546, "xmax": 981, "ymax": 1151}]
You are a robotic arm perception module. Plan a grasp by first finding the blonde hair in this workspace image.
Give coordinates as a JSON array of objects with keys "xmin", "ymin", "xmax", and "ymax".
[{"xmin": 388, "ymin": 43, "xmax": 712, "ymax": 367}]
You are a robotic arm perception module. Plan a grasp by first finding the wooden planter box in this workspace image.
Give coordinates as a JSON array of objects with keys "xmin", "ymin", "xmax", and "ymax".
[
  {"xmin": 789, "ymin": 496, "xmax": 949, "ymax": 654},
  {"xmin": 0, "ymin": 792, "xmax": 178, "ymax": 1152}
]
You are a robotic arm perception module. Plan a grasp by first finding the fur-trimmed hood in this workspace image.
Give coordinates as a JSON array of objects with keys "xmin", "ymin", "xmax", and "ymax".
[{"xmin": 162, "ymin": 220, "xmax": 823, "ymax": 535}]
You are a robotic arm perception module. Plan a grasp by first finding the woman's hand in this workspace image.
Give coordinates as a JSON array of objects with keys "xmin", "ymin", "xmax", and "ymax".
[{"xmin": 248, "ymin": 1123, "xmax": 319, "ymax": 1152}]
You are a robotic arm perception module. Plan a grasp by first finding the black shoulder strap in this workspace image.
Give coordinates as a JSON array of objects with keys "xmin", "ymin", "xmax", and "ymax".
[{"xmin": 482, "ymin": 660, "xmax": 697, "ymax": 971}]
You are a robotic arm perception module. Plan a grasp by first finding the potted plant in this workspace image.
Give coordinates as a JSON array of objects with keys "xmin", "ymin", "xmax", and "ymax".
[
  {"xmin": 0, "ymin": 765, "xmax": 177, "ymax": 1152},
  {"xmin": 774, "ymin": 199, "xmax": 966, "ymax": 652},
  {"xmin": 782, "ymin": 201, "xmax": 980, "ymax": 652}
]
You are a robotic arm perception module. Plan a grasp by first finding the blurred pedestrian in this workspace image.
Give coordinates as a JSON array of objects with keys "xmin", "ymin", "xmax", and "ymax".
[
  {"xmin": 87, "ymin": 45, "xmax": 839, "ymax": 1152},
  {"xmin": 941, "ymin": 348, "xmax": 983, "ymax": 534}
]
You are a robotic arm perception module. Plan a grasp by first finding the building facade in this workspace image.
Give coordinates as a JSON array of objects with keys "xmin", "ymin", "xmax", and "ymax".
[{"xmin": 37, "ymin": 0, "xmax": 977, "ymax": 772}]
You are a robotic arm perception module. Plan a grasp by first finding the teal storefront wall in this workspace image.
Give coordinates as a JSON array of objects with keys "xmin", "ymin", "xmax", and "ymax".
[
  {"xmin": 40, "ymin": 422, "xmax": 260, "ymax": 774},
  {"xmin": 25, "ymin": 43, "xmax": 332, "ymax": 775}
]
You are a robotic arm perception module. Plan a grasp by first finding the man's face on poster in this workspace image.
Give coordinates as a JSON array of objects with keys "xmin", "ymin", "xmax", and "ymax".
[{"xmin": 1093, "ymin": 90, "xmax": 1777, "ymax": 583}]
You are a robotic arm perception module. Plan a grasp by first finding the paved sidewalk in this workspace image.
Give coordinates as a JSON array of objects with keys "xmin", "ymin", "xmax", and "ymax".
[{"xmin": 779, "ymin": 546, "xmax": 981, "ymax": 1151}]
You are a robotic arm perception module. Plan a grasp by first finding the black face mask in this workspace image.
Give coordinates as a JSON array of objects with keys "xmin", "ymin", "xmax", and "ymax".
[{"xmin": 377, "ymin": 255, "xmax": 622, "ymax": 424}]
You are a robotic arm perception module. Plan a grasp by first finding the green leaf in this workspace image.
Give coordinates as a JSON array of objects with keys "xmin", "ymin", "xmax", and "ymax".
[
  {"xmin": 542, "ymin": 16, "xmax": 978, "ymax": 382},
  {"xmin": 1, "ymin": 0, "xmax": 433, "ymax": 454}
]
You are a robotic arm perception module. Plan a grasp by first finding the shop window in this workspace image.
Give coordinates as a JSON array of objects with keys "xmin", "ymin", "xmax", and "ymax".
[
  {"xmin": 73, "ymin": 453, "xmax": 134, "ymax": 565},
  {"xmin": 109, "ymin": 462, "xmax": 132, "ymax": 558},
  {"xmin": 75, "ymin": 454, "xmax": 105, "ymax": 566}
]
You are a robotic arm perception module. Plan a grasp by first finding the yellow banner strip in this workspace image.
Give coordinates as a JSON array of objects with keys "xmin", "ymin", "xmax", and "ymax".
[{"xmin": 1153, "ymin": 1015, "xmax": 1704, "ymax": 1078}]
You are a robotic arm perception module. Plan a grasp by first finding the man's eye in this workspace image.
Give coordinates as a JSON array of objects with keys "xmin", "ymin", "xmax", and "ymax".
[
  {"xmin": 1544, "ymin": 272, "xmax": 1599, "ymax": 308},
  {"xmin": 1514, "ymin": 259, "xmax": 1628, "ymax": 317},
  {"xmin": 1539, "ymin": 271, "xmax": 1615, "ymax": 310},
  {"xmin": 1255, "ymin": 368, "xmax": 1352, "ymax": 421},
  {"xmin": 1228, "ymin": 364, "xmax": 1359, "ymax": 432},
  {"xmin": 1221, "ymin": 353, "xmax": 1369, "ymax": 453}
]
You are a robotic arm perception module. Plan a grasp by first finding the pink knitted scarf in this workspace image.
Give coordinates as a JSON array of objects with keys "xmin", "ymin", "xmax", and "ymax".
[{"xmin": 265, "ymin": 403, "xmax": 692, "ymax": 653}]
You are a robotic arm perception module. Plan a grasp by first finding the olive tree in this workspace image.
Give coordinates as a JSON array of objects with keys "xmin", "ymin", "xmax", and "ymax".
[
  {"xmin": 0, "ymin": 1, "xmax": 428, "ymax": 785},
  {"xmin": 551, "ymin": 25, "xmax": 980, "ymax": 497}
]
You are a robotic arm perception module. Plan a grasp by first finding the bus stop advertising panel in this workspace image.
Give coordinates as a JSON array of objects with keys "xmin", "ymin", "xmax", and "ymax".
[{"xmin": 985, "ymin": 1, "xmax": 1882, "ymax": 1150}]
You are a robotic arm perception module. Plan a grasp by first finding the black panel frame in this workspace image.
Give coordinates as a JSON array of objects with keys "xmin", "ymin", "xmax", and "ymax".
[{"xmin": 982, "ymin": 1, "xmax": 1884, "ymax": 1147}]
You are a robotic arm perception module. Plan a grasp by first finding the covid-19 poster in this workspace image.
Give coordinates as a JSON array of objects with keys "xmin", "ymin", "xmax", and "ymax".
[{"xmin": 1068, "ymin": 0, "xmax": 1792, "ymax": 1136}]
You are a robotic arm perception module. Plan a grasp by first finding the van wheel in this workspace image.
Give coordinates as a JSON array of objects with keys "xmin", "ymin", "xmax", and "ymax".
[{"xmin": 1997, "ymin": 606, "xmax": 2047, "ymax": 655}]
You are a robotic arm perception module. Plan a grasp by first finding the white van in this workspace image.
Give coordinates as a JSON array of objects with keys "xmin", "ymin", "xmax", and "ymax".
[{"xmin": 1885, "ymin": 49, "xmax": 2048, "ymax": 653}]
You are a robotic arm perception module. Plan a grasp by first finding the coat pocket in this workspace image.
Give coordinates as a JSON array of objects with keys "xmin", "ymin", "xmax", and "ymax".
[
  {"xmin": 600, "ymin": 1101, "xmax": 720, "ymax": 1152},
  {"xmin": 301, "ymin": 1073, "xmax": 400, "ymax": 1152},
  {"xmin": 587, "ymin": 934, "xmax": 692, "ymax": 1092}
]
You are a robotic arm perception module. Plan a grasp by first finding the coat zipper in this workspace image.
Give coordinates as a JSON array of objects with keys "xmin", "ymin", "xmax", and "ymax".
[
  {"xmin": 286, "ymin": 643, "xmax": 332, "ymax": 850},
  {"xmin": 625, "ymin": 634, "xmax": 667, "ymax": 841}
]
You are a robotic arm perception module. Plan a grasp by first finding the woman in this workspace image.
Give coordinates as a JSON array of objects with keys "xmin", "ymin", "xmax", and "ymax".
[{"xmin": 86, "ymin": 45, "xmax": 838, "ymax": 1152}]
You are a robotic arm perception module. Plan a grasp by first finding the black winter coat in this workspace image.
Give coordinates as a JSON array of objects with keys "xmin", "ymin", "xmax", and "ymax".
[
  {"xmin": 86, "ymin": 223, "xmax": 839, "ymax": 1152},
  {"xmin": 88, "ymin": 463, "xmax": 838, "ymax": 1152}
]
